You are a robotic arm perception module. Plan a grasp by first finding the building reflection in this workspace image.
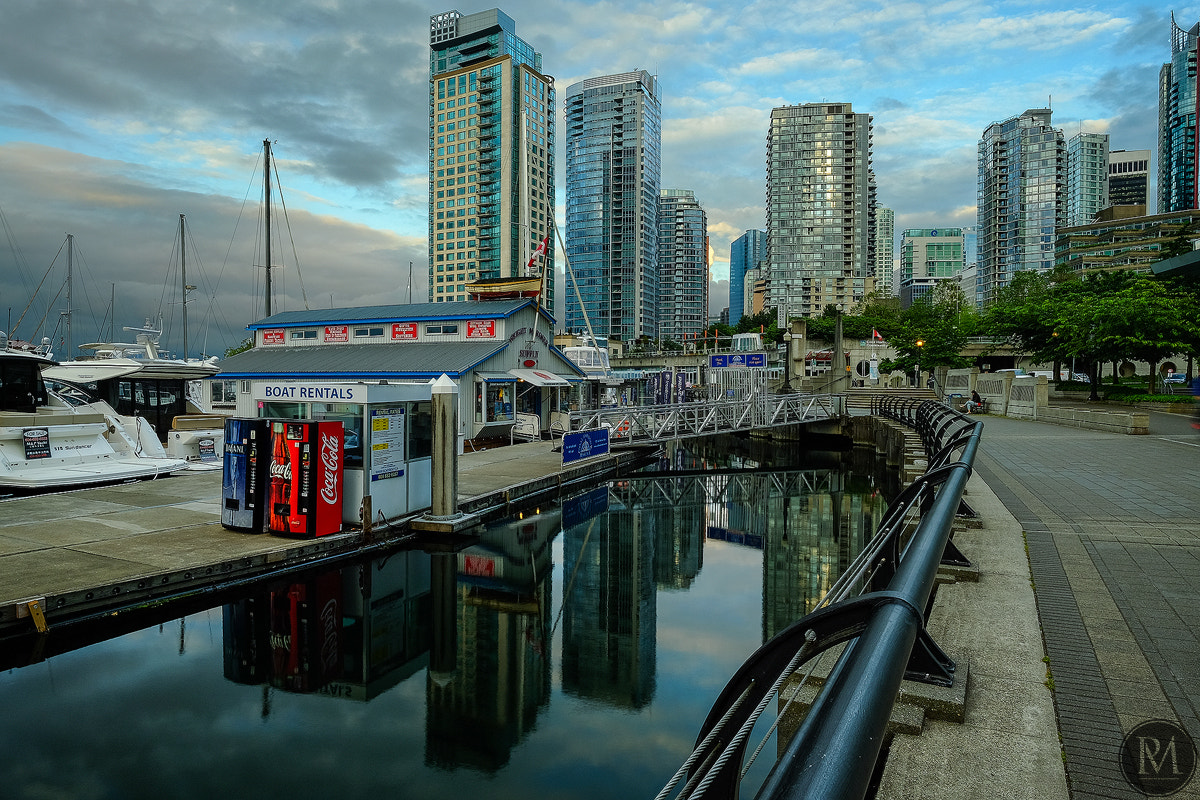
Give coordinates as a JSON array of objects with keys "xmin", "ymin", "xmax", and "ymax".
[{"xmin": 424, "ymin": 509, "xmax": 557, "ymax": 771}]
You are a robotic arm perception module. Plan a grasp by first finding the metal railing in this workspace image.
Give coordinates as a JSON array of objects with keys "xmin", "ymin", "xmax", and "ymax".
[
  {"xmin": 657, "ymin": 399, "xmax": 982, "ymax": 800},
  {"xmin": 563, "ymin": 392, "xmax": 843, "ymax": 447}
]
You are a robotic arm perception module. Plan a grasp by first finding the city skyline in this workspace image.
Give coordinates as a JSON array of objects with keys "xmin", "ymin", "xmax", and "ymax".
[{"xmin": 0, "ymin": 0, "xmax": 1183, "ymax": 355}]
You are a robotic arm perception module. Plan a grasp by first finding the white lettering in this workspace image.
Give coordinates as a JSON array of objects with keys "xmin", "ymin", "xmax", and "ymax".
[
  {"xmin": 319, "ymin": 432, "xmax": 340, "ymax": 504},
  {"xmin": 270, "ymin": 461, "xmax": 292, "ymax": 481}
]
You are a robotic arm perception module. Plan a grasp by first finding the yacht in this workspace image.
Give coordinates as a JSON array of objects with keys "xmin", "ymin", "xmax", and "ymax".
[{"xmin": 0, "ymin": 332, "xmax": 191, "ymax": 490}]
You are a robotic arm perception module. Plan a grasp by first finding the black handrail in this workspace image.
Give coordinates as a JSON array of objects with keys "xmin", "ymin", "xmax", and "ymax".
[{"xmin": 667, "ymin": 400, "xmax": 982, "ymax": 800}]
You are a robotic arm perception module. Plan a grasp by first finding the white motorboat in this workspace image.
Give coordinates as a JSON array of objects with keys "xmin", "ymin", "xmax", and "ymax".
[{"xmin": 0, "ymin": 332, "xmax": 192, "ymax": 490}]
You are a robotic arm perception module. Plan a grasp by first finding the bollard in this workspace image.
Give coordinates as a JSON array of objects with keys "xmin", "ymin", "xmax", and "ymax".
[{"xmin": 412, "ymin": 374, "xmax": 481, "ymax": 536}]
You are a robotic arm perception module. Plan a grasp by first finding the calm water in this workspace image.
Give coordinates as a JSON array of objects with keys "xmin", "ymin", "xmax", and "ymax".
[{"xmin": 0, "ymin": 435, "xmax": 893, "ymax": 800}]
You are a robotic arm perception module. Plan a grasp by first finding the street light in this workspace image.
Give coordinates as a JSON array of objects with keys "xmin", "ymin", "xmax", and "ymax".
[
  {"xmin": 782, "ymin": 332, "xmax": 793, "ymax": 392},
  {"xmin": 915, "ymin": 339, "xmax": 925, "ymax": 387}
]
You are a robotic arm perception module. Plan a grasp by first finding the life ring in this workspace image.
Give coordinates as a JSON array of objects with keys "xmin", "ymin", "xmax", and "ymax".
[{"xmin": 615, "ymin": 419, "xmax": 631, "ymax": 437}]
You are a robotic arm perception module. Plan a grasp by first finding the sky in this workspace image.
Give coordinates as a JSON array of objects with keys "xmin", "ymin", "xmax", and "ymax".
[{"xmin": 0, "ymin": 0, "xmax": 1190, "ymax": 357}]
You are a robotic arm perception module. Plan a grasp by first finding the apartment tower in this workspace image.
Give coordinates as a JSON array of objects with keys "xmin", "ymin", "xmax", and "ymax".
[
  {"xmin": 729, "ymin": 229, "xmax": 766, "ymax": 326},
  {"xmin": 976, "ymin": 108, "xmax": 1065, "ymax": 305},
  {"xmin": 657, "ymin": 190, "xmax": 708, "ymax": 343},
  {"xmin": 765, "ymin": 103, "xmax": 876, "ymax": 324},
  {"xmin": 563, "ymin": 71, "xmax": 662, "ymax": 342},
  {"xmin": 1159, "ymin": 13, "xmax": 1200, "ymax": 214},
  {"xmin": 428, "ymin": 9, "xmax": 555, "ymax": 306},
  {"xmin": 1066, "ymin": 132, "xmax": 1110, "ymax": 226}
]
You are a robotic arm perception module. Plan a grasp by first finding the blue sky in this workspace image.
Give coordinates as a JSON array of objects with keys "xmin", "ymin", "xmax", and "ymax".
[{"xmin": 0, "ymin": 0, "xmax": 1189, "ymax": 356}]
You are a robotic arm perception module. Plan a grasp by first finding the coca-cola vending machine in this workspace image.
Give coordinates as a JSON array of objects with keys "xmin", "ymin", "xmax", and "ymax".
[
  {"xmin": 221, "ymin": 418, "xmax": 272, "ymax": 532},
  {"xmin": 268, "ymin": 420, "xmax": 344, "ymax": 538}
]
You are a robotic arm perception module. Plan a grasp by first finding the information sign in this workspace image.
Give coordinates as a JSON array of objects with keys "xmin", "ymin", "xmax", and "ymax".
[
  {"xmin": 368, "ymin": 406, "xmax": 407, "ymax": 481},
  {"xmin": 562, "ymin": 428, "xmax": 609, "ymax": 465}
]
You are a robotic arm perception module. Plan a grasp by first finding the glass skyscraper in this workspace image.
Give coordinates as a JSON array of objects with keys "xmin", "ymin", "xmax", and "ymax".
[
  {"xmin": 899, "ymin": 228, "xmax": 965, "ymax": 308},
  {"xmin": 765, "ymin": 103, "xmax": 876, "ymax": 325},
  {"xmin": 976, "ymin": 108, "xmax": 1064, "ymax": 305},
  {"xmin": 1159, "ymin": 13, "xmax": 1200, "ymax": 214},
  {"xmin": 1066, "ymin": 132, "xmax": 1110, "ymax": 226},
  {"xmin": 729, "ymin": 229, "xmax": 765, "ymax": 326},
  {"xmin": 428, "ymin": 9, "xmax": 555, "ymax": 306},
  {"xmin": 563, "ymin": 71, "xmax": 661, "ymax": 342},
  {"xmin": 1108, "ymin": 150, "xmax": 1151, "ymax": 208},
  {"xmin": 657, "ymin": 190, "xmax": 708, "ymax": 344}
]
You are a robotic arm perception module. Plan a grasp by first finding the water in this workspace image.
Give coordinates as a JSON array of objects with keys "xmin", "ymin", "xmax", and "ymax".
[{"xmin": 0, "ymin": 435, "xmax": 894, "ymax": 800}]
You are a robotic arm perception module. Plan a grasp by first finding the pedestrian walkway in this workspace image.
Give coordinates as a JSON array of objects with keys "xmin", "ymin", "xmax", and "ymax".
[{"xmin": 971, "ymin": 413, "xmax": 1200, "ymax": 799}]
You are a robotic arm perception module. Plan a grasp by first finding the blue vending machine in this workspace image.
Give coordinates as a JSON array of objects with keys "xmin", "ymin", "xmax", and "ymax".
[{"xmin": 222, "ymin": 417, "xmax": 272, "ymax": 532}]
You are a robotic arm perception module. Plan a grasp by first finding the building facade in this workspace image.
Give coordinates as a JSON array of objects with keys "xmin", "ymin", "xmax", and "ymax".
[
  {"xmin": 1066, "ymin": 132, "xmax": 1109, "ymax": 226},
  {"xmin": 428, "ymin": 10, "xmax": 555, "ymax": 307},
  {"xmin": 874, "ymin": 207, "xmax": 895, "ymax": 285},
  {"xmin": 976, "ymin": 108, "xmax": 1065, "ymax": 305},
  {"xmin": 1109, "ymin": 149, "xmax": 1151, "ymax": 209},
  {"xmin": 1159, "ymin": 14, "xmax": 1200, "ymax": 214},
  {"xmin": 657, "ymin": 189, "xmax": 708, "ymax": 344},
  {"xmin": 899, "ymin": 228, "xmax": 965, "ymax": 308},
  {"xmin": 766, "ymin": 103, "xmax": 876, "ymax": 324},
  {"xmin": 563, "ymin": 71, "xmax": 662, "ymax": 343},
  {"xmin": 729, "ymin": 229, "xmax": 766, "ymax": 325},
  {"xmin": 1053, "ymin": 208, "xmax": 1200, "ymax": 273}
]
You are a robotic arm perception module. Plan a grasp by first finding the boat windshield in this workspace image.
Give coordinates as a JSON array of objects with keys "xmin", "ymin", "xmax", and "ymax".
[{"xmin": 44, "ymin": 378, "xmax": 100, "ymax": 407}]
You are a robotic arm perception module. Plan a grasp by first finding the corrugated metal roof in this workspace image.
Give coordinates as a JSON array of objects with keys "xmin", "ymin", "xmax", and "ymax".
[
  {"xmin": 248, "ymin": 299, "xmax": 538, "ymax": 329},
  {"xmin": 216, "ymin": 342, "xmax": 508, "ymax": 378}
]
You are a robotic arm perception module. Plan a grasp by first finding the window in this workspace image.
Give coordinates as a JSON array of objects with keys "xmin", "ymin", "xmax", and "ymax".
[
  {"xmin": 289, "ymin": 330, "xmax": 317, "ymax": 340},
  {"xmin": 425, "ymin": 324, "xmax": 459, "ymax": 335},
  {"xmin": 353, "ymin": 326, "xmax": 385, "ymax": 338},
  {"xmin": 476, "ymin": 380, "xmax": 514, "ymax": 423}
]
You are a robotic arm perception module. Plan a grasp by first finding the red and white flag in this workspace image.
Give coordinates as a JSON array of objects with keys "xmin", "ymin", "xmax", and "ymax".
[
  {"xmin": 872, "ymin": 328, "xmax": 883, "ymax": 341},
  {"xmin": 526, "ymin": 235, "xmax": 550, "ymax": 270}
]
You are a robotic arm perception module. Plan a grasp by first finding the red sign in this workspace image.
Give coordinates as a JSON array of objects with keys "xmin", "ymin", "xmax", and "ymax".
[
  {"xmin": 466, "ymin": 319, "xmax": 496, "ymax": 338},
  {"xmin": 463, "ymin": 555, "xmax": 495, "ymax": 577},
  {"xmin": 262, "ymin": 329, "xmax": 285, "ymax": 345},
  {"xmin": 324, "ymin": 325, "xmax": 348, "ymax": 343},
  {"xmin": 391, "ymin": 322, "xmax": 417, "ymax": 340}
]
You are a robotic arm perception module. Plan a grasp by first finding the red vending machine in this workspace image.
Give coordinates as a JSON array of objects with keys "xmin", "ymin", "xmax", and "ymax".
[{"xmin": 268, "ymin": 419, "xmax": 344, "ymax": 538}]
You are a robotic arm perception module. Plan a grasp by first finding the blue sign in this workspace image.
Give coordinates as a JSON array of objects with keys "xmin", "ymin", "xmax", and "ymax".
[
  {"xmin": 710, "ymin": 353, "xmax": 766, "ymax": 368},
  {"xmin": 562, "ymin": 428, "xmax": 610, "ymax": 465},
  {"xmin": 746, "ymin": 353, "xmax": 767, "ymax": 367},
  {"xmin": 709, "ymin": 355, "xmax": 728, "ymax": 368}
]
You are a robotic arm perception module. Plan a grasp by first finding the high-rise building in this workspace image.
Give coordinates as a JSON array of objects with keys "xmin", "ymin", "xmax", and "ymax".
[
  {"xmin": 766, "ymin": 103, "xmax": 876, "ymax": 324},
  {"xmin": 1109, "ymin": 149, "xmax": 1151, "ymax": 209},
  {"xmin": 1066, "ymin": 132, "xmax": 1109, "ymax": 226},
  {"xmin": 428, "ymin": 9, "xmax": 555, "ymax": 305},
  {"xmin": 874, "ymin": 207, "xmax": 895, "ymax": 285},
  {"xmin": 899, "ymin": 228, "xmax": 965, "ymax": 308},
  {"xmin": 729, "ymin": 230, "xmax": 766, "ymax": 325},
  {"xmin": 1159, "ymin": 14, "xmax": 1200, "ymax": 214},
  {"xmin": 976, "ymin": 108, "xmax": 1065, "ymax": 305},
  {"xmin": 563, "ymin": 71, "xmax": 661, "ymax": 342},
  {"xmin": 657, "ymin": 190, "xmax": 708, "ymax": 343}
]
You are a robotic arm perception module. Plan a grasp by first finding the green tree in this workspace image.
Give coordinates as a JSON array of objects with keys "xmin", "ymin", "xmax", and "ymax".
[{"xmin": 224, "ymin": 337, "xmax": 253, "ymax": 358}]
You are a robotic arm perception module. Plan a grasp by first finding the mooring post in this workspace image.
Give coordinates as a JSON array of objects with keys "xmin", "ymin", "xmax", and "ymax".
[{"xmin": 413, "ymin": 374, "xmax": 480, "ymax": 536}]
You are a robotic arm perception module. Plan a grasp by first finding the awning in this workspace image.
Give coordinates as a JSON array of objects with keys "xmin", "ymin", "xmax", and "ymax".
[
  {"xmin": 476, "ymin": 372, "xmax": 515, "ymax": 383},
  {"xmin": 508, "ymin": 368, "xmax": 570, "ymax": 387}
]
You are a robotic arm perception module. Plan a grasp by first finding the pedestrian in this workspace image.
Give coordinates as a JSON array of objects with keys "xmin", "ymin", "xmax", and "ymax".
[{"xmin": 966, "ymin": 390, "xmax": 983, "ymax": 414}]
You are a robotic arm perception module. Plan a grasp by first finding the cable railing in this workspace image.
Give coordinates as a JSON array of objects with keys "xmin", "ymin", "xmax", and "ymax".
[{"xmin": 656, "ymin": 399, "xmax": 982, "ymax": 800}]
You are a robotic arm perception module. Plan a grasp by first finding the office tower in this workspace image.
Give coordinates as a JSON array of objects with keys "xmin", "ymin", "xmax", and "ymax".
[
  {"xmin": 1108, "ymin": 149, "xmax": 1151, "ymax": 209},
  {"xmin": 657, "ymin": 190, "xmax": 708, "ymax": 343},
  {"xmin": 874, "ymin": 207, "xmax": 894, "ymax": 283},
  {"xmin": 766, "ymin": 103, "xmax": 876, "ymax": 325},
  {"xmin": 898, "ymin": 228, "xmax": 965, "ymax": 308},
  {"xmin": 729, "ymin": 230, "xmax": 766, "ymax": 325},
  {"xmin": 1066, "ymin": 132, "xmax": 1110, "ymax": 226},
  {"xmin": 428, "ymin": 9, "xmax": 555, "ymax": 306},
  {"xmin": 563, "ymin": 71, "xmax": 661, "ymax": 342},
  {"xmin": 976, "ymin": 108, "xmax": 1065, "ymax": 305},
  {"xmin": 1159, "ymin": 14, "xmax": 1200, "ymax": 214}
]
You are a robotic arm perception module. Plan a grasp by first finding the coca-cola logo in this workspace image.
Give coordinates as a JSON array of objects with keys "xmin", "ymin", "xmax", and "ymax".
[
  {"xmin": 270, "ymin": 460, "xmax": 292, "ymax": 481},
  {"xmin": 319, "ymin": 432, "xmax": 340, "ymax": 504}
]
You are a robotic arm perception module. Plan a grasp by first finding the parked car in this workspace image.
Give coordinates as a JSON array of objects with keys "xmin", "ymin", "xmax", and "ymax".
[
  {"xmin": 1164, "ymin": 372, "xmax": 1188, "ymax": 385},
  {"xmin": 1071, "ymin": 372, "xmax": 1090, "ymax": 382}
]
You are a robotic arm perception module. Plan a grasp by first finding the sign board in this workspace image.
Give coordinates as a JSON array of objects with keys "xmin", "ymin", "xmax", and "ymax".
[
  {"xmin": 391, "ymin": 322, "xmax": 417, "ymax": 340},
  {"xmin": 258, "ymin": 383, "xmax": 367, "ymax": 403},
  {"xmin": 562, "ymin": 485, "xmax": 610, "ymax": 529},
  {"xmin": 324, "ymin": 325, "xmax": 349, "ymax": 343},
  {"xmin": 198, "ymin": 438, "xmax": 218, "ymax": 462},
  {"xmin": 262, "ymin": 329, "xmax": 285, "ymax": 345},
  {"xmin": 561, "ymin": 428, "xmax": 609, "ymax": 466},
  {"xmin": 710, "ymin": 353, "xmax": 766, "ymax": 368},
  {"xmin": 368, "ymin": 406, "xmax": 406, "ymax": 482},
  {"xmin": 466, "ymin": 319, "xmax": 496, "ymax": 338},
  {"xmin": 22, "ymin": 428, "xmax": 50, "ymax": 460}
]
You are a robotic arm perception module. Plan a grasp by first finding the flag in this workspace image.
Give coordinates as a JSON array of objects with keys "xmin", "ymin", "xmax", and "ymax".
[
  {"xmin": 526, "ymin": 235, "xmax": 550, "ymax": 270},
  {"xmin": 872, "ymin": 328, "xmax": 883, "ymax": 341}
]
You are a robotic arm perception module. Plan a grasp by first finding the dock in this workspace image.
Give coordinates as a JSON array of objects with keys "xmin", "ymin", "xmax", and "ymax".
[{"xmin": 0, "ymin": 440, "xmax": 655, "ymax": 635}]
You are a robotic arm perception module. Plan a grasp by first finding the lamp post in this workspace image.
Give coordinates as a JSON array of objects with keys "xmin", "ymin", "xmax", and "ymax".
[
  {"xmin": 915, "ymin": 339, "xmax": 925, "ymax": 386},
  {"xmin": 782, "ymin": 332, "xmax": 793, "ymax": 392}
]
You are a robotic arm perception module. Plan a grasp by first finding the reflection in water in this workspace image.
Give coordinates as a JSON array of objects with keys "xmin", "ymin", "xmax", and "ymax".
[{"xmin": 0, "ymin": 433, "xmax": 895, "ymax": 800}]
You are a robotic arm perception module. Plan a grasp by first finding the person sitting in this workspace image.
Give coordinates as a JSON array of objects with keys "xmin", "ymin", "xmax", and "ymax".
[{"xmin": 966, "ymin": 390, "xmax": 984, "ymax": 414}]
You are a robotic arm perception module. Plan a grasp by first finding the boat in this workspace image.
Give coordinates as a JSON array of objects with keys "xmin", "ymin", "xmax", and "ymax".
[
  {"xmin": 40, "ymin": 319, "xmax": 225, "ymax": 469},
  {"xmin": 0, "ymin": 331, "xmax": 192, "ymax": 490}
]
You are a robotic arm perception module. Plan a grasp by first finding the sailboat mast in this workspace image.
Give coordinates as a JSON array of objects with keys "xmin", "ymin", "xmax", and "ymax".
[
  {"xmin": 263, "ymin": 138, "xmax": 273, "ymax": 318},
  {"xmin": 180, "ymin": 213, "xmax": 188, "ymax": 359},
  {"xmin": 65, "ymin": 233, "xmax": 73, "ymax": 359}
]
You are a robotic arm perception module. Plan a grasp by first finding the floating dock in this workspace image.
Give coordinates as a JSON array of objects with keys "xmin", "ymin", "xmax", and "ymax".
[{"xmin": 0, "ymin": 440, "xmax": 654, "ymax": 635}]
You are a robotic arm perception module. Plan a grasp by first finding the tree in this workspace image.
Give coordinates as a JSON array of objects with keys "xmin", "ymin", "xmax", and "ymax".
[{"xmin": 224, "ymin": 337, "xmax": 253, "ymax": 358}]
